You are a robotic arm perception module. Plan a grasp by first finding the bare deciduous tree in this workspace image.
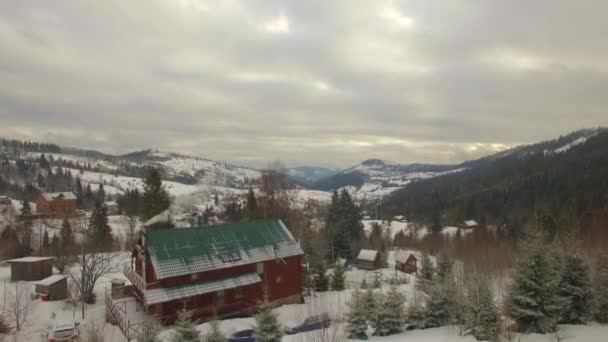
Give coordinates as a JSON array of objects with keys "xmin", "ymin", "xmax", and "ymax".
[
  {"xmin": 69, "ymin": 249, "xmax": 119, "ymax": 317},
  {"xmin": 6, "ymin": 281, "xmax": 29, "ymax": 331}
]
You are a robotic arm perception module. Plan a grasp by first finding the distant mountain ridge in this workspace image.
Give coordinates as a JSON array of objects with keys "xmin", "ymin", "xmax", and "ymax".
[{"xmin": 377, "ymin": 127, "xmax": 608, "ymax": 231}]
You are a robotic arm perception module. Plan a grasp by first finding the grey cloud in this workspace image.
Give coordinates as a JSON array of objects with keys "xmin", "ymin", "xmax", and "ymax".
[{"xmin": 0, "ymin": 0, "xmax": 607, "ymax": 168}]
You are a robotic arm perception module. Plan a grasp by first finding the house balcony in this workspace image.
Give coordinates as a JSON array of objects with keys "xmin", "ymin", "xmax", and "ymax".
[{"xmin": 124, "ymin": 265, "xmax": 146, "ymax": 293}]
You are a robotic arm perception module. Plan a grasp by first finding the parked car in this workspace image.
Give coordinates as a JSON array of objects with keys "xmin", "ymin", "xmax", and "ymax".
[
  {"xmin": 285, "ymin": 313, "xmax": 331, "ymax": 335},
  {"xmin": 228, "ymin": 329, "xmax": 255, "ymax": 342},
  {"xmin": 48, "ymin": 321, "xmax": 80, "ymax": 341}
]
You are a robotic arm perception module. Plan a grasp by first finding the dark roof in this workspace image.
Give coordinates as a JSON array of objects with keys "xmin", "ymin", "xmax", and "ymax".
[{"xmin": 145, "ymin": 219, "xmax": 303, "ymax": 279}]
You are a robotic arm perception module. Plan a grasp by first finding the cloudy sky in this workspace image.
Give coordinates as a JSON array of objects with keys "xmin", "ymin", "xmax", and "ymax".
[{"xmin": 1, "ymin": 1, "xmax": 607, "ymax": 168}]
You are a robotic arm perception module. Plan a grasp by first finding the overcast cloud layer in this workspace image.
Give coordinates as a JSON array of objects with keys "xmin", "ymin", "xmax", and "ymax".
[{"xmin": 1, "ymin": 0, "xmax": 607, "ymax": 168}]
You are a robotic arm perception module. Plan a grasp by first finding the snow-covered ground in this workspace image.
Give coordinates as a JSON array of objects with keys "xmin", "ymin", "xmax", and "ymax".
[{"xmin": 362, "ymin": 220, "xmax": 472, "ymax": 241}]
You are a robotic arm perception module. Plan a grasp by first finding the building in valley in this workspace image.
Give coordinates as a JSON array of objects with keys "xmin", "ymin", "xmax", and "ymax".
[
  {"xmin": 122, "ymin": 219, "xmax": 304, "ymax": 324},
  {"xmin": 36, "ymin": 192, "xmax": 77, "ymax": 219},
  {"xmin": 356, "ymin": 249, "xmax": 382, "ymax": 270},
  {"xmin": 394, "ymin": 250, "xmax": 418, "ymax": 274}
]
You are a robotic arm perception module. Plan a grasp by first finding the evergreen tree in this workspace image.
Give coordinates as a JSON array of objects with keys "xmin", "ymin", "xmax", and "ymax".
[
  {"xmin": 171, "ymin": 309, "xmax": 200, "ymax": 342},
  {"xmin": 204, "ymin": 320, "xmax": 226, "ymax": 342},
  {"xmin": 136, "ymin": 316, "xmax": 161, "ymax": 342},
  {"xmin": 372, "ymin": 272, "xmax": 382, "ymax": 289},
  {"xmin": 331, "ymin": 263, "xmax": 346, "ymax": 291},
  {"xmin": 418, "ymin": 252, "xmax": 435, "ymax": 293},
  {"xmin": 362, "ymin": 287, "xmax": 378, "ymax": 324},
  {"xmin": 465, "ymin": 279, "xmax": 500, "ymax": 341},
  {"xmin": 595, "ymin": 255, "xmax": 608, "ymax": 323},
  {"xmin": 372, "ymin": 285, "xmax": 406, "ymax": 336},
  {"xmin": 42, "ymin": 229, "xmax": 50, "ymax": 255},
  {"xmin": 89, "ymin": 201, "xmax": 113, "ymax": 250},
  {"xmin": 142, "ymin": 168, "xmax": 171, "ymax": 221},
  {"xmin": 313, "ymin": 263, "xmax": 329, "ymax": 292},
  {"xmin": 424, "ymin": 282, "xmax": 452, "ymax": 328},
  {"xmin": 253, "ymin": 302, "xmax": 283, "ymax": 342},
  {"xmin": 60, "ymin": 217, "xmax": 74, "ymax": 251},
  {"xmin": 346, "ymin": 289, "xmax": 369, "ymax": 340},
  {"xmin": 558, "ymin": 253, "xmax": 593, "ymax": 324},
  {"xmin": 75, "ymin": 177, "xmax": 84, "ymax": 207},
  {"xmin": 97, "ymin": 184, "xmax": 106, "ymax": 203},
  {"xmin": 213, "ymin": 194, "xmax": 219, "ymax": 206},
  {"xmin": 360, "ymin": 278, "xmax": 368, "ymax": 290},
  {"xmin": 84, "ymin": 184, "xmax": 94, "ymax": 209},
  {"xmin": 326, "ymin": 190, "xmax": 363, "ymax": 260},
  {"xmin": 510, "ymin": 247, "xmax": 562, "ymax": 333},
  {"xmin": 245, "ymin": 187, "xmax": 257, "ymax": 220},
  {"xmin": 436, "ymin": 253, "xmax": 454, "ymax": 282},
  {"xmin": 19, "ymin": 198, "xmax": 32, "ymax": 218}
]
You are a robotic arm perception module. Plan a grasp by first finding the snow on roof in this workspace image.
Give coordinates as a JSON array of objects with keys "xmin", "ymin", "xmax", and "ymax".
[
  {"xmin": 104, "ymin": 201, "xmax": 118, "ymax": 206},
  {"xmin": 35, "ymin": 274, "xmax": 67, "ymax": 286},
  {"xmin": 357, "ymin": 249, "xmax": 379, "ymax": 262},
  {"xmin": 394, "ymin": 250, "xmax": 415, "ymax": 264},
  {"xmin": 7, "ymin": 256, "xmax": 54, "ymax": 263},
  {"xmin": 463, "ymin": 220, "xmax": 479, "ymax": 227},
  {"xmin": 41, "ymin": 192, "xmax": 77, "ymax": 201}
]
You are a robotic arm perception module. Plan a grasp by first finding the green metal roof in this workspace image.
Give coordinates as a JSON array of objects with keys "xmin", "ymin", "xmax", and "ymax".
[
  {"xmin": 144, "ymin": 272, "xmax": 261, "ymax": 305},
  {"xmin": 145, "ymin": 219, "xmax": 303, "ymax": 279}
]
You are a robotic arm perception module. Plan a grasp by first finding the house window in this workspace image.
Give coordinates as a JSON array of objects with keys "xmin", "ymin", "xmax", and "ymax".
[
  {"xmin": 218, "ymin": 253, "xmax": 231, "ymax": 263},
  {"xmin": 216, "ymin": 290, "xmax": 224, "ymax": 306},
  {"xmin": 230, "ymin": 251, "xmax": 242, "ymax": 262},
  {"xmin": 235, "ymin": 287, "xmax": 244, "ymax": 300},
  {"xmin": 275, "ymin": 276, "xmax": 283, "ymax": 284},
  {"xmin": 256, "ymin": 262, "xmax": 264, "ymax": 275},
  {"xmin": 191, "ymin": 274, "xmax": 199, "ymax": 281}
]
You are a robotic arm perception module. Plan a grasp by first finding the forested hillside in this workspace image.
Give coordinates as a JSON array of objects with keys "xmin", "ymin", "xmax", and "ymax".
[{"xmin": 378, "ymin": 128, "xmax": 608, "ymax": 237}]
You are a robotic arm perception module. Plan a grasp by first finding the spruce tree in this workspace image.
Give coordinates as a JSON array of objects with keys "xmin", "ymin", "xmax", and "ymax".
[
  {"xmin": 595, "ymin": 255, "xmax": 608, "ymax": 323},
  {"xmin": 360, "ymin": 278, "xmax": 368, "ymax": 290},
  {"xmin": 60, "ymin": 218, "xmax": 74, "ymax": 252},
  {"xmin": 97, "ymin": 184, "xmax": 106, "ymax": 203},
  {"xmin": 362, "ymin": 287, "xmax": 378, "ymax": 324},
  {"xmin": 510, "ymin": 248, "xmax": 562, "ymax": 333},
  {"xmin": 424, "ymin": 281, "xmax": 451, "ymax": 328},
  {"xmin": 204, "ymin": 320, "xmax": 226, "ymax": 342},
  {"xmin": 89, "ymin": 201, "xmax": 113, "ymax": 250},
  {"xmin": 436, "ymin": 253, "xmax": 454, "ymax": 282},
  {"xmin": 313, "ymin": 263, "xmax": 329, "ymax": 292},
  {"xmin": 372, "ymin": 272, "xmax": 382, "ymax": 289},
  {"xmin": 253, "ymin": 302, "xmax": 283, "ymax": 342},
  {"xmin": 142, "ymin": 168, "xmax": 171, "ymax": 222},
  {"xmin": 372, "ymin": 285, "xmax": 406, "ymax": 336},
  {"xmin": 466, "ymin": 279, "xmax": 500, "ymax": 341},
  {"xmin": 346, "ymin": 289, "xmax": 369, "ymax": 340},
  {"xmin": 42, "ymin": 229, "xmax": 50, "ymax": 255},
  {"xmin": 558, "ymin": 253, "xmax": 592, "ymax": 324},
  {"xmin": 246, "ymin": 187, "xmax": 257, "ymax": 220},
  {"xmin": 20, "ymin": 198, "xmax": 32, "ymax": 218},
  {"xmin": 171, "ymin": 309, "xmax": 200, "ymax": 342},
  {"xmin": 331, "ymin": 263, "xmax": 346, "ymax": 291},
  {"xmin": 75, "ymin": 177, "xmax": 84, "ymax": 207}
]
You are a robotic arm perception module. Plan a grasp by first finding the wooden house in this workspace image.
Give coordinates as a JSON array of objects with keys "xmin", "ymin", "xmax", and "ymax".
[
  {"xmin": 121, "ymin": 219, "xmax": 304, "ymax": 324},
  {"xmin": 461, "ymin": 220, "xmax": 479, "ymax": 229},
  {"xmin": 35, "ymin": 275, "xmax": 68, "ymax": 300},
  {"xmin": 356, "ymin": 249, "xmax": 382, "ymax": 270},
  {"xmin": 36, "ymin": 192, "xmax": 77, "ymax": 219},
  {"xmin": 7, "ymin": 256, "xmax": 54, "ymax": 281},
  {"xmin": 0, "ymin": 196, "xmax": 11, "ymax": 206},
  {"xmin": 104, "ymin": 201, "xmax": 119, "ymax": 215},
  {"xmin": 394, "ymin": 250, "xmax": 417, "ymax": 274}
]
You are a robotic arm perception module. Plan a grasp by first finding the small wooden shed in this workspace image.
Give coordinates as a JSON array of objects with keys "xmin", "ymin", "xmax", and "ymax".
[
  {"xmin": 35, "ymin": 275, "xmax": 68, "ymax": 300},
  {"xmin": 7, "ymin": 256, "xmax": 54, "ymax": 281},
  {"xmin": 395, "ymin": 251, "xmax": 418, "ymax": 274},
  {"xmin": 356, "ymin": 249, "xmax": 382, "ymax": 270}
]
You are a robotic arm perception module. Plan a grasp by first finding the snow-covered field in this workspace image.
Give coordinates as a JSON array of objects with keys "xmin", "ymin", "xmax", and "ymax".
[{"xmin": 363, "ymin": 220, "xmax": 472, "ymax": 241}]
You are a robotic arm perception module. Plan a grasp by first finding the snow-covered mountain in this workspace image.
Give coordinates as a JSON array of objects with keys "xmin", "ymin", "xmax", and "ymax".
[{"xmin": 313, "ymin": 158, "xmax": 466, "ymax": 200}]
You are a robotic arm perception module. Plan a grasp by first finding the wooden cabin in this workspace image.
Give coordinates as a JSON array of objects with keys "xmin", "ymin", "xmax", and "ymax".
[
  {"xmin": 35, "ymin": 275, "xmax": 68, "ymax": 300},
  {"xmin": 123, "ymin": 219, "xmax": 304, "ymax": 324},
  {"xmin": 36, "ymin": 192, "xmax": 77, "ymax": 219},
  {"xmin": 104, "ymin": 201, "xmax": 119, "ymax": 215},
  {"xmin": 395, "ymin": 251, "xmax": 418, "ymax": 274},
  {"xmin": 7, "ymin": 257, "xmax": 54, "ymax": 281},
  {"xmin": 356, "ymin": 249, "xmax": 382, "ymax": 270}
]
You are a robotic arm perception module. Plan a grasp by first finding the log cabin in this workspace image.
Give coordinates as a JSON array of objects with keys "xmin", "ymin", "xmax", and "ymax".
[
  {"xmin": 394, "ymin": 250, "xmax": 417, "ymax": 274},
  {"xmin": 124, "ymin": 219, "xmax": 304, "ymax": 324}
]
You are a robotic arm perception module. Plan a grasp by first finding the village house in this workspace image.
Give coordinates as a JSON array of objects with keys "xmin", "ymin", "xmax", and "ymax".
[
  {"xmin": 461, "ymin": 219, "xmax": 479, "ymax": 229},
  {"xmin": 356, "ymin": 249, "xmax": 383, "ymax": 270},
  {"xmin": 392, "ymin": 215, "xmax": 407, "ymax": 223},
  {"xmin": 7, "ymin": 256, "xmax": 54, "ymax": 281},
  {"xmin": 394, "ymin": 250, "xmax": 418, "ymax": 274},
  {"xmin": 36, "ymin": 192, "xmax": 77, "ymax": 219},
  {"xmin": 0, "ymin": 195, "xmax": 11, "ymax": 206},
  {"xmin": 104, "ymin": 200, "xmax": 119, "ymax": 215},
  {"xmin": 118, "ymin": 219, "xmax": 304, "ymax": 325}
]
